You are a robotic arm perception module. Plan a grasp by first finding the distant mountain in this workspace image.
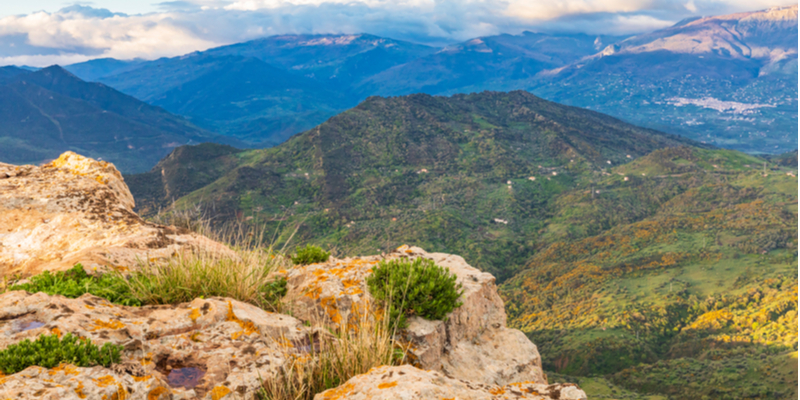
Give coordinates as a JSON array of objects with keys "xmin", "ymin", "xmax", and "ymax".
[
  {"xmin": 358, "ymin": 32, "xmax": 625, "ymax": 96},
  {"xmin": 63, "ymin": 58, "xmax": 144, "ymax": 82},
  {"xmin": 528, "ymin": 5, "xmax": 798, "ymax": 154},
  {"xmin": 88, "ymin": 6, "xmax": 796, "ymax": 155},
  {"xmin": 0, "ymin": 66, "xmax": 29, "ymax": 86},
  {"xmin": 147, "ymin": 55, "xmax": 352, "ymax": 145},
  {"xmin": 203, "ymin": 33, "xmax": 437, "ymax": 84},
  {"xmin": 92, "ymin": 34, "xmax": 435, "ymax": 142},
  {"xmin": 0, "ymin": 66, "xmax": 229, "ymax": 172},
  {"xmin": 128, "ymin": 90, "xmax": 696, "ymax": 279}
]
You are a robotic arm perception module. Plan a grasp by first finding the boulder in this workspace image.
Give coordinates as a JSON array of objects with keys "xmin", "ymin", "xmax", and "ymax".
[
  {"xmin": 283, "ymin": 245, "xmax": 546, "ymax": 386},
  {"xmin": 0, "ymin": 151, "xmax": 231, "ymax": 278},
  {"xmin": 313, "ymin": 365, "xmax": 587, "ymax": 400},
  {"xmin": 0, "ymin": 290, "xmax": 311, "ymax": 399}
]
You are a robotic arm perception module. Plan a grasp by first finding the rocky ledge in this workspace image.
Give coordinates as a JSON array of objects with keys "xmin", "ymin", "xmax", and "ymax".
[
  {"xmin": 314, "ymin": 365, "xmax": 587, "ymax": 400},
  {"xmin": 0, "ymin": 151, "xmax": 229, "ymax": 277},
  {"xmin": 282, "ymin": 245, "xmax": 548, "ymax": 387},
  {"xmin": 0, "ymin": 292, "xmax": 309, "ymax": 399}
]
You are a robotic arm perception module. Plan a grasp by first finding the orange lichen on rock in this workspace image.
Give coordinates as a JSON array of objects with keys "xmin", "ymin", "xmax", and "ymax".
[
  {"xmin": 488, "ymin": 387, "xmax": 506, "ymax": 395},
  {"xmin": 74, "ymin": 380, "xmax": 87, "ymax": 399},
  {"xmin": 140, "ymin": 353, "xmax": 154, "ymax": 367},
  {"xmin": 317, "ymin": 382, "xmax": 355, "ymax": 400},
  {"xmin": 90, "ymin": 319, "xmax": 125, "ymax": 331},
  {"xmin": 210, "ymin": 385, "xmax": 232, "ymax": 400},
  {"xmin": 48, "ymin": 364, "xmax": 80, "ymax": 376},
  {"xmin": 377, "ymin": 381, "xmax": 398, "ymax": 389},
  {"xmin": 132, "ymin": 375, "xmax": 152, "ymax": 382},
  {"xmin": 341, "ymin": 279, "xmax": 363, "ymax": 295},
  {"xmin": 226, "ymin": 301, "xmax": 259, "ymax": 340},
  {"xmin": 147, "ymin": 387, "xmax": 170, "ymax": 400},
  {"xmin": 320, "ymin": 297, "xmax": 343, "ymax": 324},
  {"xmin": 93, "ymin": 375, "xmax": 116, "ymax": 388},
  {"xmin": 188, "ymin": 308, "xmax": 201, "ymax": 323}
]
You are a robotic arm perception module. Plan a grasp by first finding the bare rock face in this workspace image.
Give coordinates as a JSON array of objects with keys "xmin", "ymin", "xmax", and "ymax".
[
  {"xmin": 313, "ymin": 365, "xmax": 587, "ymax": 400},
  {"xmin": 0, "ymin": 151, "xmax": 230, "ymax": 277},
  {"xmin": 283, "ymin": 245, "xmax": 547, "ymax": 386},
  {"xmin": 0, "ymin": 290, "xmax": 311, "ymax": 399}
]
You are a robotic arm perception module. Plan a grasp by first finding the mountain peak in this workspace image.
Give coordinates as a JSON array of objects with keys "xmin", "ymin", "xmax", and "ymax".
[{"xmin": 36, "ymin": 65, "xmax": 78, "ymax": 76}]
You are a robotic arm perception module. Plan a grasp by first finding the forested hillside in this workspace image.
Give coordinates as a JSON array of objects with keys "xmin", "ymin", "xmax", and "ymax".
[
  {"xmin": 502, "ymin": 147, "xmax": 797, "ymax": 399},
  {"xmin": 128, "ymin": 90, "xmax": 693, "ymax": 280}
]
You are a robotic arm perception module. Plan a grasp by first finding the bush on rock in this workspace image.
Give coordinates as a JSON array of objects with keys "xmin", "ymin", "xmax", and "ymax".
[
  {"xmin": 291, "ymin": 245, "xmax": 330, "ymax": 265},
  {"xmin": 0, "ymin": 333, "xmax": 123, "ymax": 374},
  {"xmin": 9, "ymin": 264, "xmax": 141, "ymax": 306},
  {"xmin": 366, "ymin": 258, "xmax": 463, "ymax": 330}
]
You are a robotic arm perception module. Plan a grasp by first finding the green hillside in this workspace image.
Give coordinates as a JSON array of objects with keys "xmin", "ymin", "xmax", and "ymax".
[
  {"xmin": 126, "ymin": 92, "xmax": 797, "ymax": 399},
  {"xmin": 502, "ymin": 147, "xmax": 798, "ymax": 399},
  {"xmin": 128, "ymin": 90, "xmax": 693, "ymax": 280}
]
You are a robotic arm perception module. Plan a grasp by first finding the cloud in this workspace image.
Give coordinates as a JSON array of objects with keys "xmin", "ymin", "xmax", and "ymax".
[{"xmin": 0, "ymin": 0, "xmax": 793, "ymax": 66}]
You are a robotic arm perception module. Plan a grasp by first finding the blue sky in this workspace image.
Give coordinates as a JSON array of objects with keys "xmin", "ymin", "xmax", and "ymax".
[{"xmin": 0, "ymin": 0, "xmax": 794, "ymax": 66}]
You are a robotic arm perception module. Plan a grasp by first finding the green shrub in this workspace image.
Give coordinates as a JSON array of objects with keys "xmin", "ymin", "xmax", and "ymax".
[
  {"xmin": 10, "ymin": 264, "xmax": 141, "ymax": 306},
  {"xmin": 0, "ymin": 333, "xmax": 123, "ymax": 374},
  {"xmin": 366, "ymin": 258, "xmax": 463, "ymax": 330},
  {"xmin": 291, "ymin": 245, "xmax": 330, "ymax": 265}
]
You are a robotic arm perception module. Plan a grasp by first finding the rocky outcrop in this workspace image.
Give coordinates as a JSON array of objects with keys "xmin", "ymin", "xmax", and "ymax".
[
  {"xmin": 0, "ymin": 290, "xmax": 310, "ymax": 399},
  {"xmin": 283, "ymin": 245, "xmax": 548, "ymax": 387},
  {"xmin": 313, "ymin": 365, "xmax": 587, "ymax": 400},
  {"xmin": 0, "ymin": 152, "xmax": 230, "ymax": 277}
]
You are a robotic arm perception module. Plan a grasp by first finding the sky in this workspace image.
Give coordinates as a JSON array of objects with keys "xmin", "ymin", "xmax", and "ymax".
[{"xmin": 0, "ymin": 0, "xmax": 794, "ymax": 67}]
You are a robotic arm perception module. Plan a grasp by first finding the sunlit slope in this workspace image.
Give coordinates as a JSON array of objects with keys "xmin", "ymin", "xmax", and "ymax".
[{"xmin": 501, "ymin": 147, "xmax": 798, "ymax": 399}]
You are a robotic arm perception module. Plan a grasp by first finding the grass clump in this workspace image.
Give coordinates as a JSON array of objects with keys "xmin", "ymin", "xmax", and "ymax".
[
  {"xmin": 291, "ymin": 245, "xmax": 330, "ymax": 265},
  {"xmin": 0, "ymin": 333, "xmax": 122, "ymax": 374},
  {"xmin": 9, "ymin": 264, "xmax": 141, "ymax": 306},
  {"xmin": 124, "ymin": 248, "xmax": 290, "ymax": 311},
  {"xmin": 259, "ymin": 310, "xmax": 402, "ymax": 400},
  {"xmin": 366, "ymin": 258, "xmax": 463, "ymax": 330}
]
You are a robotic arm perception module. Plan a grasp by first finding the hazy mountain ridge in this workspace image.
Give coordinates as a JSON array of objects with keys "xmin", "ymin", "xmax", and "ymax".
[
  {"xmin": 64, "ymin": 6, "xmax": 796, "ymax": 154},
  {"xmin": 527, "ymin": 5, "xmax": 798, "ymax": 154},
  {"xmin": 0, "ymin": 66, "xmax": 231, "ymax": 172}
]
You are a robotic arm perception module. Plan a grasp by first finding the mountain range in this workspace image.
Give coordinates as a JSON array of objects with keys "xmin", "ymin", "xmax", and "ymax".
[
  {"xmin": 0, "ymin": 66, "xmax": 233, "ymax": 172},
  {"xmin": 125, "ymin": 90, "xmax": 798, "ymax": 399},
  {"xmin": 57, "ymin": 5, "xmax": 797, "ymax": 155}
]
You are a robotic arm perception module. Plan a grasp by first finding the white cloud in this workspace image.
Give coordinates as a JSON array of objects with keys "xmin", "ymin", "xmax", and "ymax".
[{"xmin": 0, "ymin": 0, "xmax": 794, "ymax": 66}]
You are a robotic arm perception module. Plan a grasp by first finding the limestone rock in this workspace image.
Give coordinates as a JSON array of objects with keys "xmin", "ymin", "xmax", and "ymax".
[
  {"xmin": 313, "ymin": 365, "xmax": 587, "ymax": 400},
  {"xmin": 283, "ymin": 245, "xmax": 546, "ymax": 386},
  {"xmin": 0, "ymin": 290, "xmax": 311, "ymax": 399},
  {"xmin": 0, "ymin": 151, "xmax": 231, "ymax": 277}
]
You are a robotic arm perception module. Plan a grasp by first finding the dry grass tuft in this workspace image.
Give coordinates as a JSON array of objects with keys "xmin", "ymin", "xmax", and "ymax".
[{"xmin": 259, "ymin": 307, "xmax": 405, "ymax": 400}]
